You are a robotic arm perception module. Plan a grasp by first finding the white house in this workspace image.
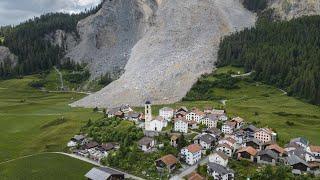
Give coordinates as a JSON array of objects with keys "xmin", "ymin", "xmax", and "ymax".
[
  {"xmin": 138, "ymin": 137, "xmax": 155, "ymax": 152},
  {"xmin": 212, "ymin": 109, "xmax": 228, "ymax": 121},
  {"xmin": 207, "ymin": 162, "xmax": 234, "ymax": 180},
  {"xmin": 194, "ymin": 134, "xmax": 215, "ymax": 150},
  {"xmin": 181, "ymin": 144, "xmax": 202, "ymax": 165},
  {"xmin": 230, "ymin": 116, "xmax": 244, "ymax": 129},
  {"xmin": 254, "ymin": 128, "xmax": 277, "ymax": 143},
  {"xmin": 201, "ymin": 114, "xmax": 218, "ymax": 128},
  {"xmin": 186, "ymin": 108, "xmax": 205, "ymax": 123},
  {"xmin": 174, "ymin": 117, "xmax": 188, "ymax": 133},
  {"xmin": 216, "ymin": 143, "xmax": 233, "ymax": 157},
  {"xmin": 221, "ymin": 121, "xmax": 236, "ymax": 134},
  {"xmin": 159, "ymin": 107, "xmax": 174, "ymax": 121},
  {"xmin": 209, "ymin": 151, "xmax": 229, "ymax": 167},
  {"xmin": 149, "ymin": 116, "xmax": 167, "ymax": 132},
  {"xmin": 218, "ymin": 137, "xmax": 237, "ymax": 149}
]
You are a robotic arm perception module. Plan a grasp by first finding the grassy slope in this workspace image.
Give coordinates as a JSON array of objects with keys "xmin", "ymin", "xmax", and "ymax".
[
  {"xmin": 0, "ymin": 153, "xmax": 93, "ymax": 180},
  {"xmin": 44, "ymin": 69, "xmax": 104, "ymax": 92},
  {"xmin": 0, "ymin": 75, "xmax": 102, "ymax": 162}
]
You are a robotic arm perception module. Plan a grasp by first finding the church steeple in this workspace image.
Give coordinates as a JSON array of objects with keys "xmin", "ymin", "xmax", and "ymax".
[
  {"xmin": 144, "ymin": 101, "xmax": 152, "ymax": 131},
  {"xmin": 145, "ymin": 100, "xmax": 152, "ymax": 122}
]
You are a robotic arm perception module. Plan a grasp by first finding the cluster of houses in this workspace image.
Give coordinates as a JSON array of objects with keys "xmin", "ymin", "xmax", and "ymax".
[
  {"xmin": 67, "ymin": 134, "xmax": 119, "ymax": 162},
  {"xmin": 138, "ymin": 101, "xmax": 319, "ymax": 179},
  {"xmin": 72, "ymin": 101, "xmax": 319, "ymax": 180}
]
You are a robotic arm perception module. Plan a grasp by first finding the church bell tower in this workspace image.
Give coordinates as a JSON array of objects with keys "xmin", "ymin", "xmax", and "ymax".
[{"xmin": 144, "ymin": 101, "xmax": 152, "ymax": 130}]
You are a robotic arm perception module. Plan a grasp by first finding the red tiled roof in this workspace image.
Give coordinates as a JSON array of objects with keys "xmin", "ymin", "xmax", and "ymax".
[
  {"xmin": 266, "ymin": 144, "xmax": 285, "ymax": 154},
  {"xmin": 188, "ymin": 172, "xmax": 204, "ymax": 180},
  {"xmin": 157, "ymin": 154, "xmax": 178, "ymax": 166},
  {"xmin": 187, "ymin": 144, "xmax": 202, "ymax": 153},
  {"xmin": 237, "ymin": 146, "xmax": 257, "ymax": 156},
  {"xmin": 310, "ymin": 145, "xmax": 320, "ymax": 153},
  {"xmin": 225, "ymin": 121, "xmax": 237, "ymax": 127}
]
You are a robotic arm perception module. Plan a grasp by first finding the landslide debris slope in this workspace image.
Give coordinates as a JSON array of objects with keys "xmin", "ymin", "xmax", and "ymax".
[
  {"xmin": 71, "ymin": 0, "xmax": 256, "ymax": 108},
  {"xmin": 269, "ymin": 0, "xmax": 320, "ymax": 20},
  {"xmin": 66, "ymin": 0, "xmax": 158, "ymax": 79}
]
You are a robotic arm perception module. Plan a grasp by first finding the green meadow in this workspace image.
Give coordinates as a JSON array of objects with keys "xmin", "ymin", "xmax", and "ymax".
[
  {"xmin": 0, "ymin": 75, "xmax": 102, "ymax": 162},
  {"xmin": 0, "ymin": 153, "xmax": 94, "ymax": 180}
]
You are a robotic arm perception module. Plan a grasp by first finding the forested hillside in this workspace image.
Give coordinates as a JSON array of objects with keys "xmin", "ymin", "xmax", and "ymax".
[
  {"xmin": 217, "ymin": 15, "xmax": 320, "ymax": 105},
  {"xmin": 0, "ymin": 3, "xmax": 103, "ymax": 79}
]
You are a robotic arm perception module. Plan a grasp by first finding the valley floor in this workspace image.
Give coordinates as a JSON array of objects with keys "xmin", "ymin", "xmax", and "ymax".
[{"xmin": 0, "ymin": 66, "xmax": 319, "ymax": 179}]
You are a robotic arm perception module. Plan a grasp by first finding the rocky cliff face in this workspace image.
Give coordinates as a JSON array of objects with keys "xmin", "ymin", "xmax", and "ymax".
[
  {"xmin": 269, "ymin": 0, "xmax": 320, "ymax": 20},
  {"xmin": 71, "ymin": 0, "xmax": 256, "ymax": 108},
  {"xmin": 0, "ymin": 46, "xmax": 17, "ymax": 67},
  {"xmin": 66, "ymin": 0, "xmax": 158, "ymax": 79},
  {"xmin": 44, "ymin": 30, "xmax": 79, "ymax": 52}
]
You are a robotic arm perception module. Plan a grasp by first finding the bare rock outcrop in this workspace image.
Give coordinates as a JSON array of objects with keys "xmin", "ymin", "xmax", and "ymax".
[
  {"xmin": 66, "ymin": 0, "xmax": 158, "ymax": 79},
  {"xmin": 71, "ymin": 0, "xmax": 256, "ymax": 108},
  {"xmin": 0, "ymin": 46, "xmax": 17, "ymax": 67},
  {"xmin": 45, "ymin": 30, "xmax": 79, "ymax": 52},
  {"xmin": 269, "ymin": 0, "xmax": 320, "ymax": 20}
]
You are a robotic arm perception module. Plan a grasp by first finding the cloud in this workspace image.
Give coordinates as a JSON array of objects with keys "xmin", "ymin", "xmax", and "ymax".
[{"xmin": 0, "ymin": 0, "xmax": 101, "ymax": 26}]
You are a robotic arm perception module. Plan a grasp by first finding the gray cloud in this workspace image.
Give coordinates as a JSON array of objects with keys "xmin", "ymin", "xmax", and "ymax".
[{"xmin": 0, "ymin": 0, "xmax": 101, "ymax": 26}]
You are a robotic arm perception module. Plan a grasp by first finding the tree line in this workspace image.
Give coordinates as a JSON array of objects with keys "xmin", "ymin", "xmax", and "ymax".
[
  {"xmin": 0, "ymin": 1, "xmax": 104, "ymax": 79},
  {"xmin": 217, "ymin": 15, "xmax": 320, "ymax": 105}
]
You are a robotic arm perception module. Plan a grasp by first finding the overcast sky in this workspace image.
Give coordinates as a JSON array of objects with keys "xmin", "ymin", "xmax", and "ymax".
[{"xmin": 0, "ymin": 0, "xmax": 101, "ymax": 26}]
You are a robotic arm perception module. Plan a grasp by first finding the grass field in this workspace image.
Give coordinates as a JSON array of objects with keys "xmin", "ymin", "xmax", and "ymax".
[
  {"xmin": 0, "ymin": 75, "xmax": 102, "ymax": 162},
  {"xmin": 0, "ymin": 153, "xmax": 93, "ymax": 180}
]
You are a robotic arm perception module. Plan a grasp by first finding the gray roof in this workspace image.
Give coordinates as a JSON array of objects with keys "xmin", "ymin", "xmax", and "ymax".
[
  {"xmin": 138, "ymin": 137, "xmax": 154, "ymax": 145},
  {"xmin": 286, "ymin": 155, "xmax": 309, "ymax": 166},
  {"xmin": 199, "ymin": 134, "xmax": 215, "ymax": 144},
  {"xmin": 208, "ymin": 162, "xmax": 234, "ymax": 175},
  {"xmin": 107, "ymin": 107, "xmax": 120, "ymax": 114},
  {"xmin": 204, "ymin": 127, "xmax": 222, "ymax": 135},
  {"xmin": 290, "ymin": 137, "xmax": 309, "ymax": 146},
  {"xmin": 257, "ymin": 149, "xmax": 278, "ymax": 160},
  {"xmin": 85, "ymin": 167, "xmax": 123, "ymax": 180},
  {"xmin": 246, "ymin": 138, "xmax": 263, "ymax": 146},
  {"xmin": 203, "ymin": 114, "xmax": 218, "ymax": 121},
  {"xmin": 244, "ymin": 124, "xmax": 258, "ymax": 132},
  {"xmin": 125, "ymin": 112, "xmax": 140, "ymax": 119},
  {"xmin": 287, "ymin": 148, "xmax": 314, "ymax": 160},
  {"xmin": 72, "ymin": 135, "xmax": 85, "ymax": 141}
]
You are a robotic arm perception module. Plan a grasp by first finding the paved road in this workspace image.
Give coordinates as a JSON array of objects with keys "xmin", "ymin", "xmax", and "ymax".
[
  {"xmin": 170, "ymin": 156, "xmax": 209, "ymax": 180},
  {"xmin": 0, "ymin": 152, "xmax": 144, "ymax": 180}
]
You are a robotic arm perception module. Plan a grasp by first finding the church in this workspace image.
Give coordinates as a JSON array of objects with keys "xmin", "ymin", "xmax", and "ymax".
[{"xmin": 144, "ymin": 101, "xmax": 167, "ymax": 132}]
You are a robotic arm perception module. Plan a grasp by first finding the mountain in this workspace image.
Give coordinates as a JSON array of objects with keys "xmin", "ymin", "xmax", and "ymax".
[
  {"xmin": 65, "ymin": 0, "xmax": 158, "ymax": 79},
  {"xmin": 71, "ymin": 0, "xmax": 256, "ymax": 108}
]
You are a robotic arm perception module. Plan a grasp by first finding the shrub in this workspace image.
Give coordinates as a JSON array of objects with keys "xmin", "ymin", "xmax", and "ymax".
[{"xmin": 29, "ymin": 79, "xmax": 47, "ymax": 89}]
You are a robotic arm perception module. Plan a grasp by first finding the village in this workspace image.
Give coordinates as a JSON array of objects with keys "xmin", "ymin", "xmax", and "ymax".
[{"xmin": 67, "ymin": 101, "xmax": 320, "ymax": 180}]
